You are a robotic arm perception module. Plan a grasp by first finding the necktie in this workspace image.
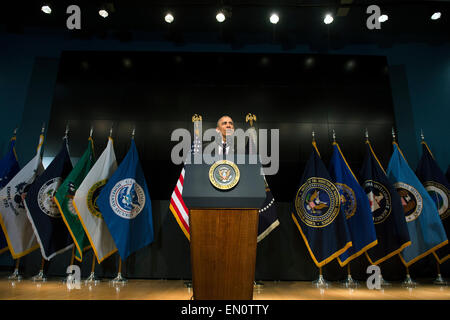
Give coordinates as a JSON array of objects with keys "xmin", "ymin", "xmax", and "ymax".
[{"xmin": 222, "ymin": 143, "xmax": 227, "ymax": 156}]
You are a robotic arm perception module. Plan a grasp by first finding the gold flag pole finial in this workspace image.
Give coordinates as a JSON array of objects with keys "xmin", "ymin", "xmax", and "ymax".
[
  {"xmin": 41, "ymin": 122, "xmax": 46, "ymax": 134},
  {"xmin": 420, "ymin": 129, "xmax": 425, "ymax": 142},
  {"xmin": 192, "ymin": 114, "xmax": 202, "ymax": 123},
  {"xmin": 192, "ymin": 114, "xmax": 202, "ymax": 139},
  {"xmin": 332, "ymin": 129, "xmax": 336, "ymax": 143},
  {"xmin": 365, "ymin": 128, "xmax": 369, "ymax": 142},
  {"xmin": 132, "ymin": 127, "xmax": 136, "ymax": 140},
  {"xmin": 13, "ymin": 126, "xmax": 18, "ymax": 136},
  {"xmin": 312, "ymin": 130, "xmax": 316, "ymax": 142},
  {"xmin": 245, "ymin": 113, "xmax": 257, "ymax": 127},
  {"xmin": 392, "ymin": 127, "xmax": 396, "ymax": 143}
]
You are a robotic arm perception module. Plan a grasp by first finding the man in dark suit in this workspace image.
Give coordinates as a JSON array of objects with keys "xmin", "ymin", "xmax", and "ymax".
[{"xmin": 216, "ymin": 115, "xmax": 235, "ymax": 155}]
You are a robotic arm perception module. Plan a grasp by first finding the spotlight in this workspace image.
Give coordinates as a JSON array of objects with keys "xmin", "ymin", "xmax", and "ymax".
[
  {"xmin": 99, "ymin": 9, "xmax": 109, "ymax": 18},
  {"xmin": 216, "ymin": 7, "xmax": 231, "ymax": 23},
  {"xmin": 269, "ymin": 13, "xmax": 279, "ymax": 25},
  {"xmin": 216, "ymin": 12, "xmax": 226, "ymax": 23},
  {"xmin": 431, "ymin": 12, "xmax": 441, "ymax": 20},
  {"xmin": 41, "ymin": 5, "xmax": 52, "ymax": 14},
  {"xmin": 324, "ymin": 14, "xmax": 334, "ymax": 24},
  {"xmin": 165, "ymin": 13, "xmax": 174, "ymax": 24},
  {"xmin": 378, "ymin": 14, "xmax": 388, "ymax": 23},
  {"xmin": 99, "ymin": 3, "xmax": 115, "ymax": 19}
]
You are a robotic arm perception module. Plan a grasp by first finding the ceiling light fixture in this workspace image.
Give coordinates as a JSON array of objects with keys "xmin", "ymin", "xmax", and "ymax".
[
  {"xmin": 270, "ymin": 13, "xmax": 279, "ymax": 25},
  {"xmin": 216, "ymin": 11, "xmax": 226, "ymax": 23},
  {"xmin": 378, "ymin": 14, "xmax": 388, "ymax": 22},
  {"xmin": 41, "ymin": 5, "xmax": 52, "ymax": 14},
  {"xmin": 324, "ymin": 14, "xmax": 334, "ymax": 24},
  {"xmin": 431, "ymin": 12, "xmax": 441, "ymax": 20},
  {"xmin": 165, "ymin": 13, "xmax": 174, "ymax": 24},
  {"xmin": 99, "ymin": 9, "xmax": 109, "ymax": 18}
]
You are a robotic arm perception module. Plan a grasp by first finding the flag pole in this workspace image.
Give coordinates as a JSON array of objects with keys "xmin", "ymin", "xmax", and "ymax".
[
  {"xmin": 85, "ymin": 250, "xmax": 100, "ymax": 286},
  {"xmin": 312, "ymin": 266, "xmax": 329, "ymax": 288},
  {"xmin": 433, "ymin": 260, "xmax": 448, "ymax": 285},
  {"xmin": 401, "ymin": 264, "xmax": 417, "ymax": 288},
  {"xmin": 111, "ymin": 255, "xmax": 127, "ymax": 286},
  {"xmin": 31, "ymin": 257, "xmax": 47, "ymax": 282},
  {"xmin": 7, "ymin": 258, "xmax": 23, "ymax": 281},
  {"xmin": 340, "ymin": 262, "xmax": 359, "ymax": 288}
]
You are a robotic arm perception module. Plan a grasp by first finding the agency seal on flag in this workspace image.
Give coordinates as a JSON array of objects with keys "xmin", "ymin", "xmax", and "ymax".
[
  {"xmin": 65, "ymin": 181, "xmax": 78, "ymax": 216},
  {"xmin": 109, "ymin": 178, "xmax": 146, "ymax": 219},
  {"xmin": 294, "ymin": 177, "xmax": 340, "ymax": 228},
  {"xmin": 424, "ymin": 181, "xmax": 449, "ymax": 219},
  {"xmin": 335, "ymin": 183, "xmax": 357, "ymax": 220},
  {"xmin": 209, "ymin": 160, "xmax": 240, "ymax": 190},
  {"xmin": 395, "ymin": 182, "xmax": 423, "ymax": 222},
  {"xmin": 364, "ymin": 180, "xmax": 391, "ymax": 224},
  {"xmin": 38, "ymin": 177, "xmax": 62, "ymax": 218},
  {"xmin": 87, "ymin": 180, "xmax": 107, "ymax": 219}
]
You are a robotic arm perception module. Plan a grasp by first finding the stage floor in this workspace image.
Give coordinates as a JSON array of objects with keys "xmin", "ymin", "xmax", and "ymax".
[{"xmin": 1, "ymin": 276, "xmax": 449, "ymax": 300}]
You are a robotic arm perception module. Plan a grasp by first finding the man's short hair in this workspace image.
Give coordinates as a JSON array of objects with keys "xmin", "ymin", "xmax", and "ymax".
[{"xmin": 217, "ymin": 115, "xmax": 233, "ymax": 127}]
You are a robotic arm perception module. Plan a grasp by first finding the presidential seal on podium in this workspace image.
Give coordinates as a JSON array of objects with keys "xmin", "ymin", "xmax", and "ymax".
[{"xmin": 209, "ymin": 160, "xmax": 240, "ymax": 190}]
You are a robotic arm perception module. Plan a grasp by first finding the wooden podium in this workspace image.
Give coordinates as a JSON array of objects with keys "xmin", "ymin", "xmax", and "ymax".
[
  {"xmin": 183, "ymin": 155, "xmax": 266, "ymax": 300},
  {"xmin": 190, "ymin": 208, "xmax": 259, "ymax": 300}
]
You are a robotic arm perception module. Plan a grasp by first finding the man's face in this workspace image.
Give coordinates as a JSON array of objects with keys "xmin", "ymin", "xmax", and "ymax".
[{"xmin": 216, "ymin": 116, "xmax": 234, "ymax": 140}]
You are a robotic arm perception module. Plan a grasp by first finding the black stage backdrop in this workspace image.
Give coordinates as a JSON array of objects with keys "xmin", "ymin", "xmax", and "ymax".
[{"xmin": 18, "ymin": 51, "xmax": 446, "ymax": 282}]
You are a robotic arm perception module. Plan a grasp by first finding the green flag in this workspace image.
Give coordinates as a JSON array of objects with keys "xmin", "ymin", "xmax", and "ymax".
[{"xmin": 54, "ymin": 137, "xmax": 95, "ymax": 261}]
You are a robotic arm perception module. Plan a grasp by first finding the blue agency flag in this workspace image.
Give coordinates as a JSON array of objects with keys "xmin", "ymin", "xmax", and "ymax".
[
  {"xmin": 416, "ymin": 141, "xmax": 450, "ymax": 264},
  {"xmin": 291, "ymin": 141, "xmax": 352, "ymax": 268},
  {"xmin": 387, "ymin": 142, "xmax": 448, "ymax": 267},
  {"xmin": 329, "ymin": 142, "xmax": 378, "ymax": 266},
  {"xmin": 97, "ymin": 139, "xmax": 154, "ymax": 261},
  {"xmin": 360, "ymin": 140, "xmax": 411, "ymax": 265},
  {"xmin": 24, "ymin": 137, "xmax": 74, "ymax": 260},
  {"xmin": 0, "ymin": 135, "xmax": 21, "ymax": 254}
]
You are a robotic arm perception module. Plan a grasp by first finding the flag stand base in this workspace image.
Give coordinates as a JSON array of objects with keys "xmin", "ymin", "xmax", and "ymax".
[
  {"xmin": 340, "ymin": 274, "xmax": 359, "ymax": 288},
  {"xmin": 401, "ymin": 274, "xmax": 417, "ymax": 288},
  {"xmin": 379, "ymin": 274, "xmax": 392, "ymax": 287},
  {"xmin": 84, "ymin": 272, "xmax": 101, "ymax": 286},
  {"xmin": 31, "ymin": 270, "xmax": 47, "ymax": 282},
  {"xmin": 7, "ymin": 268, "xmax": 23, "ymax": 282},
  {"xmin": 312, "ymin": 275, "xmax": 330, "ymax": 288},
  {"xmin": 110, "ymin": 272, "xmax": 127, "ymax": 286},
  {"xmin": 433, "ymin": 274, "xmax": 448, "ymax": 286}
]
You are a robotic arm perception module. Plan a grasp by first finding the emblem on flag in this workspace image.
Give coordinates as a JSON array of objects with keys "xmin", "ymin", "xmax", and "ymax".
[
  {"xmin": 335, "ymin": 183, "xmax": 357, "ymax": 219},
  {"xmin": 37, "ymin": 177, "xmax": 62, "ymax": 218},
  {"xmin": 295, "ymin": 177, "xmax": 340, "ymax": 228},
  {"xmin": 209, "ymin": 160, "xmax": 240, "ymax": 190},
  {"xmin": 423, "ymin": 181, "xmax": 449, "ymax": 219},
  {"xmin": 87, "ymin": 180, "xmax": 107, "ymax": 219},
  {"xmin": 65, "ymin": 182, "xmax": 77, "ymax": 216},
  {"xmin": 364, "ymin": 180, "xmax": 391, "ymax": 224},
  {"xmin": 395, "ymin": 182, "xmax": 423, "ymax": 222},
  {"xmin": 109, "ymin": 178, "xmax": 146, "ymax": 219}
]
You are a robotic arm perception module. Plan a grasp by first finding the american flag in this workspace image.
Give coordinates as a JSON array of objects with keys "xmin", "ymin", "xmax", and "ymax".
[{"xmin": 169, "ymin": 134, "xmax": 202, "ymax": 240}]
